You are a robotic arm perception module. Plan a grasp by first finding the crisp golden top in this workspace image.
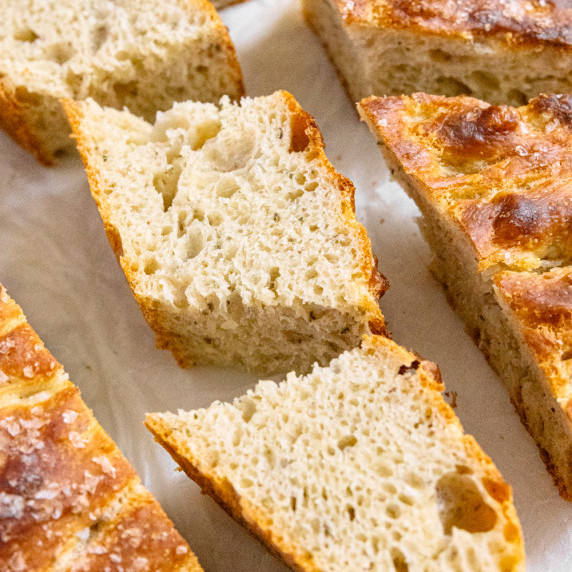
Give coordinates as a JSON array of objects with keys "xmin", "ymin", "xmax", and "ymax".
[
  {"xmin": 495, "ymin": 268, "xmax": 572, "ymax": 406},
  {"xmin": 361, "ymin": 92, "xmax": 572, "ymax": 415},
  {"xmin": 0, "ymin": 285, "xmax": 200, "ymax": 571},
  {"xmin": 360, "ymin": 93, "xmax": 572, "ymax": 273},
  {"xmin": 336, "ymin": 0, "xmax": 572, "ymax": 47}
]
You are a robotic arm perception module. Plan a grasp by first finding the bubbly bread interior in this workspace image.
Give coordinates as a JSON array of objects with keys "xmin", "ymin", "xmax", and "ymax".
[
  {"xmin": 303, "ymin": 0, "xmax": 572, "ymax": 106},
  {"xmin": 65, "ymin": 92, "xmax": 386, "ymax": 374},
  {"xmin": 0, "ymin": 0, "xmax": 243, "ymax": 163},
  {"xmin": 146, "ymin": 335, "xmax": 524, "ymax": 572},
  {"xmin": 0, "ymin": 284, "xmax": 201, "ymax": 571}
]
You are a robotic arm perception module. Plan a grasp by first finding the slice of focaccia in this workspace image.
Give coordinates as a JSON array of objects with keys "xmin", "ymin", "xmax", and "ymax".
[
  {"xmin": 303, "ymin": 0, "xmax": 572, "ymax": 106},
  {"xmin": 146, "ymin": 335, "xmax": 524, "ymax": 572},
  {"xmin": 64, "ymin": 91, "xmax": 387, "ymax": 375},
  {"xmin": 0, "ymin": 284, "xmax": 202, "ymax": 571},
  {"xmin": 0, "ymin": 0, "xmax": 244, "ymax": 165},
  {"xmin": 359, "ymin": 92, "xmax": 572, "ymax": 499}
]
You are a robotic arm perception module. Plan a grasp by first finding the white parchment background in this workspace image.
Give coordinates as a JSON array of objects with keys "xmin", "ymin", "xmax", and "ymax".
[{"xmin": 0, "ymin": 0, "xmax": 570, "ymax": 569}]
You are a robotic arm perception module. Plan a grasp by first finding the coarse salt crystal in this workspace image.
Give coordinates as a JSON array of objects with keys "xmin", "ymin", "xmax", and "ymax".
[
  {"xmin": 62, "ymin": 410, "xmax": 78, "ymax": 424},
  {"xmin": 176, "ymin": 545, "xmax": 188, "ymax": 555},
  {"xmin": 92, "ymin": 456, "xmax": 117, "ymax": 478},
  {"xmin": 0, "ymin": 371, "xmax": 9, "ymax": 384},
  {"xmin": 22, "ymin": 366, "xmax": 34, "ymax": 378}
]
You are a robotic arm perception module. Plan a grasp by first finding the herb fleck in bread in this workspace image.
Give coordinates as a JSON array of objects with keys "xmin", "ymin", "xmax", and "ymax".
[
  {"xmin": 64, "ymin": 91, "xmax": 387, "ymax": 375},
  {"xmin": 303, "ymin": 0, "xmax": 572, "ymax": 106},
  {"xmin": 360, "ymin": 92, "xmax": 572, "ymax": 499},
  {"xmin": 146, "ymin": 335, "xmax": 524, "ymax": 572},
  {"xmin": 0, "ymin": 283, "xmax": 202, "ymax": 571},
  {"xmin": 0, "ymin": 0, "xmax": 244, "ymax": 165}
]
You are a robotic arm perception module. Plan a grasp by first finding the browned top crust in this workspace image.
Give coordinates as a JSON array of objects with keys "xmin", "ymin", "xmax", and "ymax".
[
  {"xmin": 336, "ymin": 0, "xmax": 572, "ymax": 47},
  {"xmin": 495, "ymin": 268, "xmax": 572, "ymax": 410},
  {"xmin": 360, "ymin": 93, "xmax": 572, "ymax": 273},
  {"xmin": 0, "ymin": 284, "xmax": 202, "ymax": 571}
]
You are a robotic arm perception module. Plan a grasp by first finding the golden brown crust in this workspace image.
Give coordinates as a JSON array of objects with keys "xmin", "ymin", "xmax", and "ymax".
[
  {"xmin": 337, "ymin": 0, "xmax": 572, "ymax": 48},
  {"xmin": 495, "ymin": 268, "xmax": 572, "ymax": 404},
  {"xmin": 360, "ymin": 93, "xmax": 572, "ymax": 273},
  {"xmin": 0, "ymin": 81, "xmax": 54, "ymax": 166},
  {"xmin": 0, "ymin": 284, "xmax": 202, "ymax": 571}
]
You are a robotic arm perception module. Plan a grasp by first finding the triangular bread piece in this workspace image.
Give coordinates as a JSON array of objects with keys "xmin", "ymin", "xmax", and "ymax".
[{"xmin": 147, "ymin": 335, "xmax": 524, "ymax": 571}]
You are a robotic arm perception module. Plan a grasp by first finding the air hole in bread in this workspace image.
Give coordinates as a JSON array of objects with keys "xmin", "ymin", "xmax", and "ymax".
[
  {"xmin": 390, "ymin": 546, "xmax": 409, "ymax": 572},
  {"xmin": 435, "ymin": 76, "xmax": 473, "ymax": 97},
  {"xmin": 337, "ymin": 434, "xmax": 357, "ymax": 450},
  {"xmin": 14, "ymin": 27, "xmax": 39, "ymax": 43},
  {"xmin": 215, "ymin": 176, "xmax": 240, "ymax": 198},
  {"xmin": 561, "ymin": 349, "xmax": 572, "ymax": 361},
  {"xmin": 144, "ymin": 258, "xmax": 160, "ymax": 275},
  {"xmin": 428, "ymin": 48, "xmax": 452, "ymax": 63},
  {"xmin": 92, "ymin": 25, "xmax": 108, "ymax": 53},
  {"xmin": 154, "ymin": 162, "xmax": 183, "ymax": 211},
  {"xmin": 185, "ymin": 226, "xmax": 204, "ymax": 259},
  {"xmin": 113, "ymin": 80, "xmax": 139, "ymax": 101},
  {"xmin": 239, "ymin": 398, "xmax": 257, "ymax": 423},
  {"xmin": 436, "ymin": 472, "xmax": 497, "ymax": 534},
  {"xmin": 470, "ymin": 71, "xmax": 501, "ymax": 92},
  {"xmin": 507, "ymin": 89, "xmax": 528, "ymax": 106}
]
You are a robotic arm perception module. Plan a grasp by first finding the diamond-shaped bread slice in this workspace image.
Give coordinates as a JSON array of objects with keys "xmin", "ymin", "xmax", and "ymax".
[
  {"xmin": 64, "ymin": 91, "xmax": 387, "ymax": 375},
  {"xmin": 147, "ymin": 335, "xmax": 524, "ymax": 571},
  {"xmin": 0, "ymin": 0, "xmax": 243, "ymax": 164},
  {"xmin": 0, "ymin": 283, "xmax": 202, "ymax": 570},
  {"xmin": 360, "ymin": 92, "xmax": 572, "ymax": 499},
  {"xmin": 303, "ymin": 0, "xmax": 572, "ymax": 106}
]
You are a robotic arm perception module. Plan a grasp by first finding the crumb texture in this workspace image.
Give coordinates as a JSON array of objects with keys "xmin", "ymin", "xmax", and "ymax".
[
  {"xmin": 147, "ymin": 335, "xmax": 524, "ymax": 572},
  {"xmin": 0, "ymin": 0, "xmax": 243, "ymax": 163},
  {"xmin": 65, "ymin": 91, "xmax": 386, "ymax": 374},
  {"xmin": 360, "ymin": 92, "xmax": 572, "ymax": 499},
  {"xmin": 303, "ymin": 0, "xmax": 571, "ymax": 106},
  {"xmin": 0, "ymin": 284, "xmax": 202, "ymax": 571}
]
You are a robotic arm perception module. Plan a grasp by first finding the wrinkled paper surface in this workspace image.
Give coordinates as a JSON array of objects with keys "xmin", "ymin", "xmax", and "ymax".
[{"xmin": 0, "ymin": 1, "xmax": 570, "ymax": 569}]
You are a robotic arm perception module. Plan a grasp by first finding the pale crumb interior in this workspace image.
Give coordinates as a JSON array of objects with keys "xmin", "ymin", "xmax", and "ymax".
[
  {"xmin": 304, "ymin": 0, "xmax": 572, "ymax": 106},
  {"xmin": 150, "ymin": 337, "xmax": 522, "ymax": 572},
  {"xmin": 0, "ymin": 0, "xmax": 242, "ymax": 159},
  {"xmin": 75, "ymin": 93, "xmax": 381, "ymax": 373}
]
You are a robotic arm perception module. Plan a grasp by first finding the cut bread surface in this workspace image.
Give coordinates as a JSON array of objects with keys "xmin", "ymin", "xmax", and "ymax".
[
  {"xmin": 0, "ymin": 0, "xmax": 243, "ymax": 164},
  {"xmin": 359, "ymin": 92, "xmax": 572, "ymax": 499},
  {"xmin": 303, "ymin": 0, "xmax": 572, "ymax": 106},
  {"xmin": 65, "ymin": 91, "xmax": 387, "ymax": 375},
  {"xmin": 0, "ymin": 284, "xmax": 202, "ymax": 571},
  {"xmin": 146, "ymin": 335, "xmax": 524, "ymax": 572}
]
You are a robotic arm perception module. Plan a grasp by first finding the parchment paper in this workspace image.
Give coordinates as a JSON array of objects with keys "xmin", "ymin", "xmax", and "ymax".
[{"xmin": 0, "ymin": 1, "xmax": 570, "ymax": 569}]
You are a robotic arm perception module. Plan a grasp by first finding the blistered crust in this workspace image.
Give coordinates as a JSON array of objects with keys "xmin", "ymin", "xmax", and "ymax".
[
  {"xmin": 337, "ymin": 0, "xmax": 572, "ymax": 47},
  {"xmin": 360, "ymin": 93, "xmax": 572, "ymax": 273},
  {"xmin": 0, "ymin": 284, "xmax": 201, "ymax": 571},
  {"xmin": 495, "ymin": 268, "xmax": 572, "ymax": 405}
]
